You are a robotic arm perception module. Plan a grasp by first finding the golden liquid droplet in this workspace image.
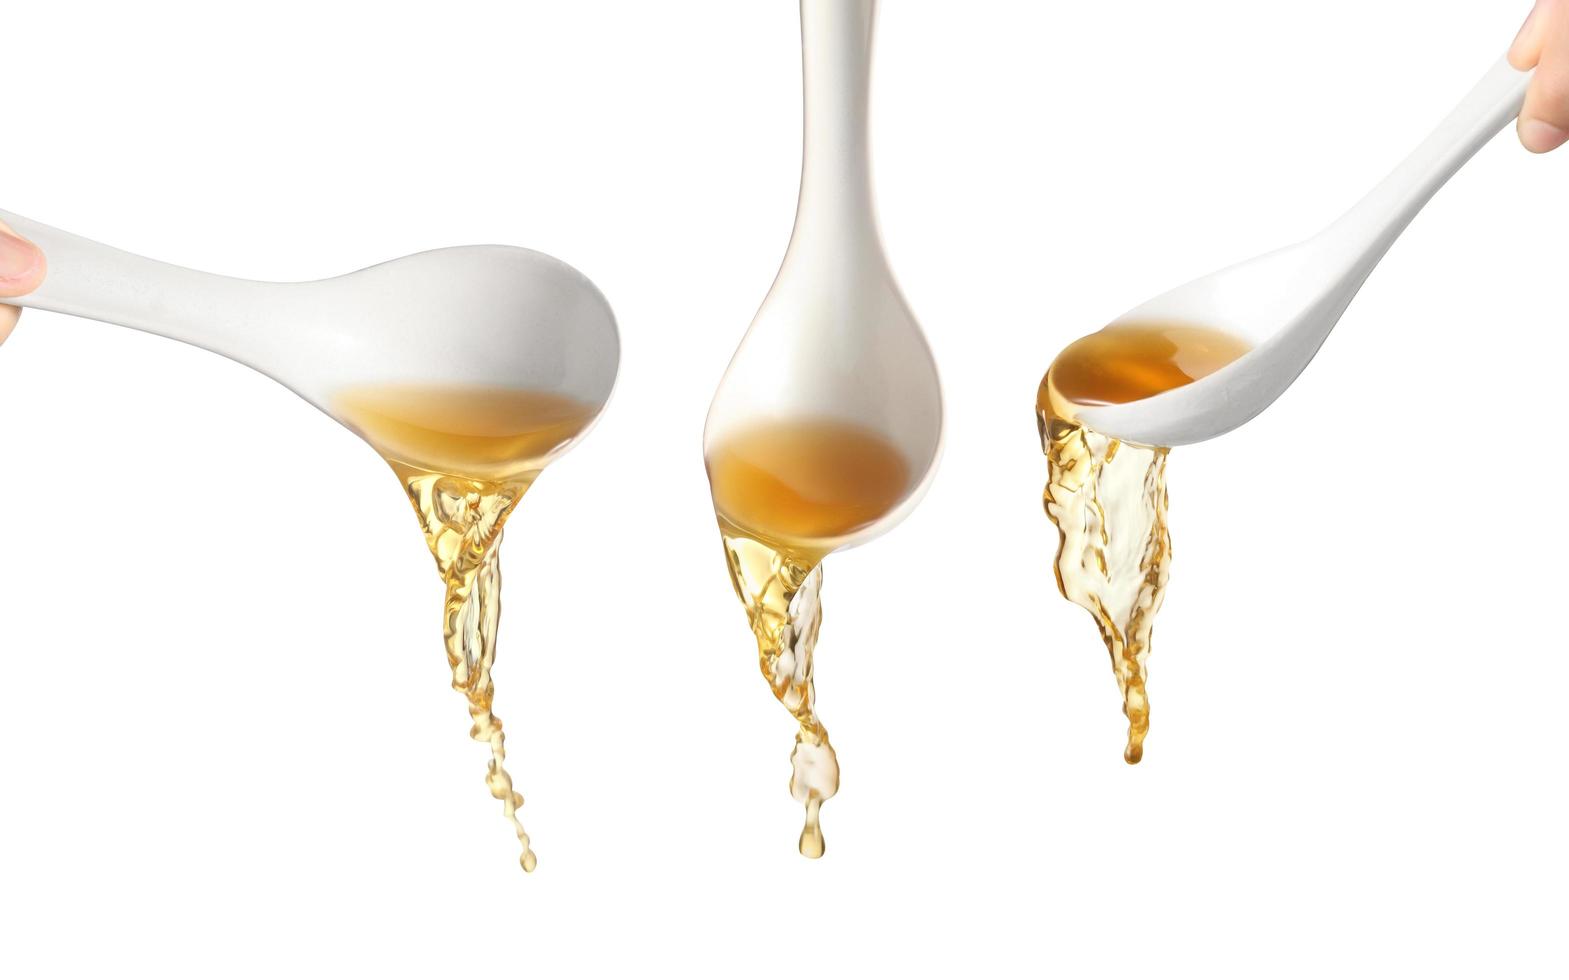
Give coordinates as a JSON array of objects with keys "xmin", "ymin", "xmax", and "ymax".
[
  {"xmin": 1039, "ymin": 322, "xmax": 1249, "ymax": 763},
  {"xmin": 336, "ymin": 385, "xmax": 597, "ymax": 871},
  {"xmin": 798, "ymin": 799, "xmax": 826, "ymax": 859},
  {"xmin": 707, "ymin": 419, "xmax": 912, "ymax": 856}
]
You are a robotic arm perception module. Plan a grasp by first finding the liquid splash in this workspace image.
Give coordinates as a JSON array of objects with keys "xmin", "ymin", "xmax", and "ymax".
[
  {"xmin": 1040, "ymin": 414, "xmax": 1171, "ymax": 764},
  {"xmin": 395, "ymin": 461, "xmax": 539, "ymax": 871},
  {"xmin": 1037, "ymin": 321, "xmax": 1245, "ymax": 764},
  {"xmin": 720, "ymin": 528, "xmax": 839, "ymax": 857}
]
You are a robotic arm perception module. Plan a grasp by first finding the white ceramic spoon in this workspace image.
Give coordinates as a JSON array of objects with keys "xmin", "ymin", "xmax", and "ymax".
[
  {"xmin": 0, "ymin": 209, "xmax": 620, "ymax": 463},
  {"xmin": 704, "ymin": 0, "xmax": 942, "ymax": 552},
  {"xmin": 1076, "ymin": 56, "xmax": 1533, "ymax": 448}
]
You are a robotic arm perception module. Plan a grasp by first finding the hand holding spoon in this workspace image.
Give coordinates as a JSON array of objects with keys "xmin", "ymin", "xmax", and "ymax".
[
  {"xmin": 1069, "ymin": 56, "xmax": 1533, "ymax": 448},
  {"xmin": 0, "ymin": 209, "xmax": 619, "ymax": 467},
  {"xmin": 1039, "ymin": 54, "xmax": 1536, "ymax": 766}
]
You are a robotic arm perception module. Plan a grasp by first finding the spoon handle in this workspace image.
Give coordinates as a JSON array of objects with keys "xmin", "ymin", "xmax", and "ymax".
[
  {"xmin": 1327, "ymin": 56, "xmax": 1532, "ymax": 266},
  {"xmin": 0, "ymin": 208, "xmax": 271, "ymax": 356},
  {"xmin": 791, "ymin": 0, "xmax": 879, "ymax": 255}
]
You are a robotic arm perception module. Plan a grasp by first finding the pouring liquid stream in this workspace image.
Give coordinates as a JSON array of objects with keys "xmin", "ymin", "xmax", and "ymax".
[
  {"xmin": 1039, "ymin": 323, "xmax": 1250, "ymax": 763},
  {"xmin": 335, "ymin": 384, "xmax": 599, "ymax": 872},
  {"xmin": 707, "ymin": 419, "xmax": 911, "ymax": 856}
]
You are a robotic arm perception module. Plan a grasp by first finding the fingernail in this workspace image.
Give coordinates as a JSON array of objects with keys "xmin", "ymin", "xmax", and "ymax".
[
  {"xmin": 0, "ymin": 230, "xmax": 42, "ymax": 283},
  {"xmin": 1521, "ymin": 118, "xmax": 1569, "ymax": 153}
]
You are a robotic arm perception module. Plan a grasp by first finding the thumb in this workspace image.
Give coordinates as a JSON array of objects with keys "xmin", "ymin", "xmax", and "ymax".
[
  {"xmin": 1514, "ymin": 0, "xmax": 1569, "ymax": 152},
  {"xmin": 1510, "ymin": 0, "xmax": 1553, "ymax": 70},
  {"xmin": 0, "ymin": 219, "xmax": 46, "ymax": 298},
  {"xmin": 0, "ymin": 219, "xmax": 46, "ymax": 345}
]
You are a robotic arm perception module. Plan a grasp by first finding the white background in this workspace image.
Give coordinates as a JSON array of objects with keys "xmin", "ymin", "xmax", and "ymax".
[{"xmin": 2, "ymin": 1, "xmax": 1564, "ymax": 976}]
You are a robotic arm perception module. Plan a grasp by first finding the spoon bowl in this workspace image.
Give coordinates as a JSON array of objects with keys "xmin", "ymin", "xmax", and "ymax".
[
  {"xmin": 1075, "ymin": 56, "xmax": 1532, "ymax": 448},
  {"xmin": 0, "ymin": 209, "xmax": 620, "ymax": 470},
  {"xmin": 703, "ymin": 239, "xmax": 943, "ymax": 554}
]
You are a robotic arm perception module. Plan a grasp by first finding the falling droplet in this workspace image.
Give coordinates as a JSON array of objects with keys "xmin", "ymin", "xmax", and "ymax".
[{"xmin": 799, "ymin": 799, "xmax": 826, "ymax": 859}]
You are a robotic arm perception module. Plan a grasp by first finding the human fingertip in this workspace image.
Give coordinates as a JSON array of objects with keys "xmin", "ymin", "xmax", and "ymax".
[
  {"xmin": 1511, "ymin": 8, "xmax": 1540, "ymax": 69},
  {"xmin": 1520, "ymin": 117, "xmax": 1569, "ymax": 153},
  {"xmin": 0, "ymin": 228, "xmax": 45, "ymax": 295}
]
